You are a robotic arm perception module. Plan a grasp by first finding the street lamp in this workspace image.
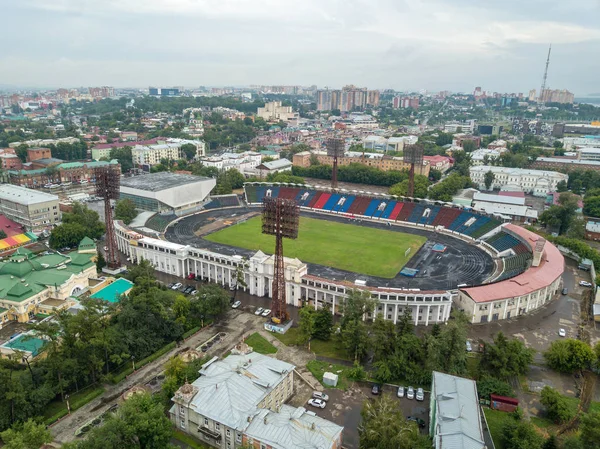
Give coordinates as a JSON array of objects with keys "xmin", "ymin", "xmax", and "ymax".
[
  {"xmin": 132, "ymin": 355, "xmax": 136, "ymax": 372},
  {"xmin": 65, "ymin": 394, "xmax": 71, "ymax": 415}
]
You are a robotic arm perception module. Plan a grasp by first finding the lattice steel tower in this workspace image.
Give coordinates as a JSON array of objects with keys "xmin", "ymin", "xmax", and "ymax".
[
  {"xmin": 95, "ymin": 166, "xmax": 121, "ymax": 268},
  {"xmin": 262, "ymin": 197, "xmax": 299, "ymax": 322},
  {"xmin": 403, "ymin": 144, "xmax": 424, "ymax": 197},
  {"xmin": 326, "ymin": 137, "xmax": 345, "ymax": 189}
]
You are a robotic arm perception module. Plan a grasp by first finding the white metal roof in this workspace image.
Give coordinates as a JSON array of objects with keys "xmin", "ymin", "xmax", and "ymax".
[
  {"xmin": 0, "ymin": 184, "xmax": 59, "ymax": 206},
  {"xmin": 432, "ymin": 371, "xmax": 485, "ymax": 449},
  {"xmin": 472, "ymin": 192, "xmax": 526, "ymax": 206},
  {"xmin": 245, "ymin": 405, "xmax": 343, "ymax": 449},
  {"xmin": 188, "ymin": 353, "xmax": 295, "ymax": 431}
]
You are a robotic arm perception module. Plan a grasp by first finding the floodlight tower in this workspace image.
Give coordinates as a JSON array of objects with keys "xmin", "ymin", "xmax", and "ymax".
[
  {"xmin": 262, "ymin": 197, "xmax": 300, "ymax": 322},
  {"xmin": 326, "ymin": 137, "xmax": 345, "ymax": 189},
  {"xmin": 538, "ymin": 44, "xmax": 552, "ymax": 105},
  {"xmin": 403, "ymin": 144, "xmax": 424, "ymax": 197},
  {"xmin": 95, "ymin": 166, "xmax": 121, "ymax": 268}
]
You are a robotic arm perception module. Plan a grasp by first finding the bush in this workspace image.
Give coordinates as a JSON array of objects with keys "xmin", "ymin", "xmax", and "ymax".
[
  {"xmin": 540, "ymin": 386, "xmax": 574, "ymax": 424},
  {"xmin": 477, "ymin": 376, "xmax": 514, "ymax": 400},
  {"xmin": 347, "ymin": 361, "xmax": 366, "ymax": 381},
  {"xmin": 544, "ymin": 339, "xmax": 594, "ymax": 373},
  {"xmin": 182, "ymin": 326, "xmax": 202, "ymax": 340}
]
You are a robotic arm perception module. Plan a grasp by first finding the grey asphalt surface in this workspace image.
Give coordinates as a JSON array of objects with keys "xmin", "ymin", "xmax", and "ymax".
[{"xmin": 164, "ymin": 207, "xmax": 495, "ymax": 291}]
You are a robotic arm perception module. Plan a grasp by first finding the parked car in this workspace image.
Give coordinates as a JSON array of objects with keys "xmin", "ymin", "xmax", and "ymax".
[
  {"xmin": 231, "ymin": 301, "xmax": 241, "ymax": 309},
  {"xmin": 172, "ymin": 283, "xmax": 182, "ymax": 290},
  {"xmin": 407, "ymin": 416, "xmax": 426, "ymax": 428},
  {"xmin": 562, "ymin": 287, "xmax": 568, "ymax": 295},
  {"xmin": 397, "ymin": 386, "xmax": 405, "ymax": 398},
  {"xmin": 191, "ymin": 290, "xmax": 198, "ymax": 295},
  {"xmin": 254, "ymin": 307, "xmax": 264, "ymax": 316},
  {"xmin": 312, "ymin": 391, "xmax": 329, "ymax": 402},
  {"xmin": 407, "ymin": 386, "xmax": 415, "ymax": 400},
  {"xmin": 579, "ymin": 281, "xmax": 593, "ymax": 288},
  {"xmin": 229, "ymin": 285, "xmax": 236, "ymax": 291},
  {"xmin": 261, "ymin": 309, "xmax": 272, "ymax": 317},
  {"xmin": 371, "ymin": 384, "xmax": 381, "ymax": 395},
  {"xmin": 307, "ymin": 398, "xmax": 326, "ymax": 409},
  {"xmin": 559, "ymin": 328, "xmax": 566, "ymax": 337},
  {"xmin": 167, "ymin": 283, "xmax": 175, "ymax": 289},
  {"xmin": 187, "ymin": 273, "xmax": 196, "ymax": 280},
  {"xmin": 466, "ymin": 341, "xmax": 472, "ymax": 352},
  {"xmin": 416, "ymin": 388, "xmax": 424, "ymax": 401}
]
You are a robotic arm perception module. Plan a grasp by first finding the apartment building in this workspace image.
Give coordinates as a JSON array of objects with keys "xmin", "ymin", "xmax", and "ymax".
[
  {"xmin": 0, "ymin": 185, "xmax": 61, "ymax": 230},
  {"xmin": 199, "ymin": 152, "xmax": 262, "ymax": 174},
  {"xmin": 256, "ymin": 102, "xmax": 298, "ymax": 122}
]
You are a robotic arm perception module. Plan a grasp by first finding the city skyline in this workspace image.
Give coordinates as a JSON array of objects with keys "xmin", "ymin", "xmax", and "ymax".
[{"xmin": 2, "ymin": 0, "xmax": 600, "ymax": 95}]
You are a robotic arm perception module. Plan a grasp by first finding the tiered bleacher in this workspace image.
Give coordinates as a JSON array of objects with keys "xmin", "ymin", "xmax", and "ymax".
[
  {"xmin": 145, "ymin": 213, "xmax": 178, "ymax": 232},
  {"xmin": 484, "ymin": 231, "xmax": 532, "ymax": 280},
  {"xmin": 244, "ymin": 184, "xmax": 500, "ymax": 240},
  {"xmin": 203, "ymin": 195, "xmax": 241, "ymax": 209}
]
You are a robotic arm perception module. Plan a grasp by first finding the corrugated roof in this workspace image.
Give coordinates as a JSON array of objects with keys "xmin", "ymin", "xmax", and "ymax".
[
  {"xmin": 187, "ymin": 353, "xmax": 295, "ymax": 431},
  {"xmin": 261, "ymin": 159, "xmax": 292, "ymax": 170},
  {"xmin": 432, "ymin": 371, "xmax": 485, "ymax": 449},
  {"xmin": 0, "ymin": 185, "xmax": 59, "ymax": 205},
  {"xmin": 461, "ymin": 224, "xmax": 564, "ymax": 302},
  {"xmin": 245, "ymin": 405, "xmax": 343, "ymax": 449}
]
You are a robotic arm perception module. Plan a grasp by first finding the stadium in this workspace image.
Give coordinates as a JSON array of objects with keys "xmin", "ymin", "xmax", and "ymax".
[{"xmin": 116, "ymin": 182, "xmax": 564, "ymax": 325}]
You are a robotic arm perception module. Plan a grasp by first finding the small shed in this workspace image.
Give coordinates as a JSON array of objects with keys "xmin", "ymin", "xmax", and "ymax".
[
  {"xmin": 323, "ymin": 372, "xmax": 338, "ymax": 387},
  {"xmin": 490, "ymin": 394, "xmax": 519, "ymax": 412}
]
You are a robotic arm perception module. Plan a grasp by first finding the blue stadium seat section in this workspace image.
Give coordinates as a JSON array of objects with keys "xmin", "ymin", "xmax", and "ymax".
[
  {"xmin": 448, "ymin": 212, "xmax": 473, "ymax": 231},
  {"xmin": 364, "ymin": 199, "xmax": 384, "ymax": 217},
  {"xmin": 421, "ymin": 206, "xmax": 441, "ymax": 225},
  {"xmin": 337, "ymin": 196, "xmax": 355, "ymax": 213},
  {"xmin": 322, "ymin": 194, "xmax": 342, "ymax": 211},
  {"xmin": 485, "ymin": 232, "xmax": 521, "ymax": 252},
  {"xmin": 296, "ymin": 190, "xmax": 317, "ymax": 207},
  {"xmin": 380, "ymin": 201, "xmax": 398, "ymax": 219},
  {"xmin": 407, "ymin": 204, "xmax": 426, "ymax": 223}
]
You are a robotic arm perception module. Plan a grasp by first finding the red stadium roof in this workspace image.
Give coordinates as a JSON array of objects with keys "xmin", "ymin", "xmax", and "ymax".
[{"xmin": 461, "ymin": 224, "xmax": 564, "ymax": 303}]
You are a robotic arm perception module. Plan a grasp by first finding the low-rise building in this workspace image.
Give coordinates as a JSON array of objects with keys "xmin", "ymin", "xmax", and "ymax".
[
  {"xmin": 27, "ymin": 147, "xmax": 52, "ymax": 162},
  {"xmin": 530, "ymin": 157, "xmax": 600, "ymax": 173},
  {"xmin": 0, "ymin": 185, "xmax": 61, "ymax": 230},
  {"xmin": 199, "ymin": 152, "xmax": 262, "ymax": 174},
  {"xmin": 470, "ymin": 148, "xmax": 505, "ymax": 166},
  {"xmin": 585, "ymin": 219, "xmax": 600, "ymax": 241},
  {"xmin": 254, "ymin": 159, "xmax": 293, "ymax": 178},
  {"xmin": 470, "ymin": 166, "xmax": 568, "ymax": 197},
  {"xmin": 170, "ymin": 350, "xmax": 342, "ymax": 449},
  {"xmin": 472, "ymin": 192, "xmax": 538, "ymax": 222},
  {"xmin": 423, "ymin": 155, "xmax": 453, "ymax": 173},
  {"xmin": 293, "ymin": 151, "xmax": 430, "ymax": 176},
  {"xmin": 429, "ymin": 371, "xmax": 485, "ymax": 449}
]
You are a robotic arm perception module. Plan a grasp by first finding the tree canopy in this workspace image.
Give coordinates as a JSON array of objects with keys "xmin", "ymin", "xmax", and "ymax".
[
  {"xmin": 544, "ymin": 339, "xmax": 595, "ymax": 373},
  {"xmin": 49, "ymin": 203, "xmax": 105, "ymax": 249},
  {"xmin": 114, "ymin": 199, "xmax": 138, "ymax": 225}
]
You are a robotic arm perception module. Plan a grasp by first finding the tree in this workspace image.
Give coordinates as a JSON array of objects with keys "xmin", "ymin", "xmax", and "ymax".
[
  {"xmin": 580, "ymin": 411, "xmax": 600, "ymax": 448},
  {"xmin": 109, "ymin": 146, "xmax": 133, "ymax": 173},
  {"xmin": 114, "ymin": 199, "xmax": 138, "ymax": 225},
  {"xmin": 342, "ymin": 319, "xmax": 370, "ymax": 362},
  {"xmin": 556, "ymin": 180, "xmax": 568, "ymax": 192},
  {"xmin": 0, "ymin": 230, "xmax": 6, "ymax": 239},
  {"xmin": 540, "ymin": 386, "xmax": 574, "ymax": 424},
  {"xmin": 67, "ymin": 393, "xmax": 173, "ymax": 449},
  {"xmin": 309, "ymin": 154, "xmax": 321, "ymax": 166},
  {"xmin": 501, "ymin": 419, "xmax": 544, "ymax": 449},
  {"xmin": 426, "ymin": 311, "xmax": 469, "ymax": 376},
  {"xmin": 553, "ymin": 141, "xmax": 564, "ymax": 149},
  {"xmin": 0, "ymin": 419, "xmax": 52, "ymax": 449},
  {"xmin": 313, "ymin": 306, "xmax": 333, "ymax": 341},
  {"xmin": 126, "ymin": 259, "xmax": 155, "ymax": 284},
  {"xmin": 429, "ymin": 168, "xmax": 442, "ymax": 182},
  {"xmin": 96, "ymin": 252, "xmax": 106, "ymax": 271},
  {"xmin": 583, "ymin": 195, "xmax": 600, "ymax": 218},
  {"xmin": 477, "ymin": 376, "xmax": 514, "ymax": 399},
  {"xmin": 359, "ymin": 394, "xmax": 431, "ymax": 449},
  {"xmin": 180, "ymin": 143, "xmax": 198, "ymax": 160},
  {"xmin": 298, "ymin": 307, "xmax": 316, "ymax": 347},
  {"xmin": 462, "ymin": 140, "xmax": 477, "ymax": 153},
  {"xmin": 195, "ymin": 284, "xmax": 231, "ymax": 320},
  {"xmin": 49, "ymin": 222, "xmax": 88, "ymax": 249},
  {"xmin": 389, "ymin": 175, "xmax": 430, "ymax": 198},
  {"xmin": 479, "ymin": 332, "xmax": 534, "ymax": 379},
  {"xmin": 484, "ymin": 170, "xmax": 495, "ymax": 190},
  {"xmin": 539, "ymin": 192, "xmax": 580, "ymax": 235},
  {"xmin": 544, "ymin": 339, "xmax": 595, "ymax": 373}
]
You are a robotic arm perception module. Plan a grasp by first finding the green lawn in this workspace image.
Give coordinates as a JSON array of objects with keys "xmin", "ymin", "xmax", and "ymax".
[
  {"xmin": 244, "ymin": 332, "xmax": 277, "ymax": 354},
  {"xmin": 483, "ymin": 408, "xmax": 512, "ymax": 449},
  {"xmin": 173, "ymin": 430, "xmax": 211, "ymax": 449},
  {"xmin": 271, "ymin": 329, "xmax": 351, "ymax": 361},
  {"xmin": 43, "ymin": 386, "xmax": 105, "ymax": 425},
  {"xmin": 307, "ymin": 360, "xmax": 351, "ymax": 390},
  {"xmin": 205, "ymin": 216, "xmax": 426, "ymax": 278}
]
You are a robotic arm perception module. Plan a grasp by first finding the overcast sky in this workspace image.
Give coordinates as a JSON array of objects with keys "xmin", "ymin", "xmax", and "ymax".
[{"xmin": 3, "ymin": 0, "xmax": 600, "ymax": 95}]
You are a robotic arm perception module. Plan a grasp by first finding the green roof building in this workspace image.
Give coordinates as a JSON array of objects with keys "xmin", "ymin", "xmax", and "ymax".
[{"xmin": 0, "ymin": 237, "xmax": 97, "ymax": 326}]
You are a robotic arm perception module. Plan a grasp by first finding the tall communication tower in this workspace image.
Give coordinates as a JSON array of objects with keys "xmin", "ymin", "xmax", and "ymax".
[
  {"xmin": 326, "ymin": 137, "xmax": 345, "ymax": 189},
  {"xmin": 403, "ymin": 144, "xmax": 424, "ymax": 198},
  {"xmin": 95, "ymin": 166, "xmax": 121, "ymax": 268},
  {"xmin": 262, "ymin": 197, "xmax": 300, "ymax": 323},
  {"xmin": 538, "ymin": 44, "xmax": 552, "ymax": 104}
]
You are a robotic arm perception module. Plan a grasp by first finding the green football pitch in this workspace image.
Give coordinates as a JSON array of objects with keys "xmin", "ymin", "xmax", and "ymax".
[{"xmin": 204, "ymin": 216, "xmax": 427, "ymax": 278}]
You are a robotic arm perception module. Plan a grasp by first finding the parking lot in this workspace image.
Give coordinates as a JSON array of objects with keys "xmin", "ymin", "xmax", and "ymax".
[{"xmin": 293, "ymin": 382, "xmax": 429, "ymax": 449}]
